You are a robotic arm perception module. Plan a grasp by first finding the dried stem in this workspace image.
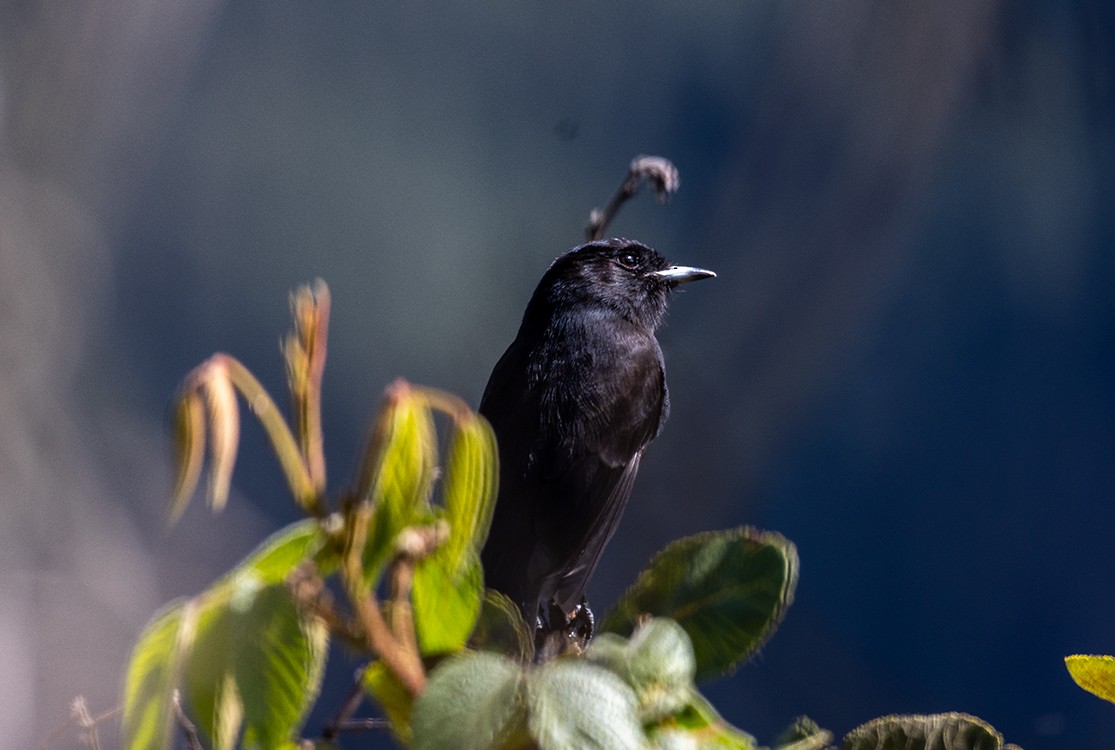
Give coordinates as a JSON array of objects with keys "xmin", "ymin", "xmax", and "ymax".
[
  {"xmin": 586, "ymin": 155, "xmax": 680, "ymax": 241},
  {"xmin": 287, "ymin": 280, "xmax": 330, "ymax": 497},
  {"xmin": 220, "ymin": 354, "xmax": 323, "ymax": 515},
  {"xmin": 71, "ymin": 697, "xmax": 101, "ymax": 750}
]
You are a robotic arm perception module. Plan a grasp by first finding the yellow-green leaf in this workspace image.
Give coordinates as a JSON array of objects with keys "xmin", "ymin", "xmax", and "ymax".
[
  {"xmin": 441, "ymin": 413, "xmax": 498, "ymax": 577},
  {"xmin": 412, "ymin": 553, "xmax": 484, "ymax": 655},
  {"xmin": 361, "ymin": 383, "xmax": 438, "ymax": 583},
  {"xmin": 122, "ymin": 599, "xmax": 197, "ymax": 750},
  {"xmin": 362, "ymin": 661, "xmax": 416, "ymax": 746},
  {"xmin": 1066, "ymin": 654, "xmax": 1115, "ymax": 704},
  {"xmin": 184, "ymin": 578, "xmax": 328, "ymax": 750}
]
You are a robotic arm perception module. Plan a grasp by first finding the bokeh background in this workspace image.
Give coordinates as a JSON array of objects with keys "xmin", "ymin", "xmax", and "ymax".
[{"xmin": 3, "ymin": 2, "xmax": 1114, "ymax": 748}]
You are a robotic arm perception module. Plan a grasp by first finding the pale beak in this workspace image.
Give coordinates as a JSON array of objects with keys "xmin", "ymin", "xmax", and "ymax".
[{"xmin": 650, "ymin": 265, "xmax": 717, "ymax": 285}]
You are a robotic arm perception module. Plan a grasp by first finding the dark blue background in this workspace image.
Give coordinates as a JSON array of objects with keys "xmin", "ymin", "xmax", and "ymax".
[{"xmin": 5, "ymin": 2, "xmax": 1113, "ymax": 748}]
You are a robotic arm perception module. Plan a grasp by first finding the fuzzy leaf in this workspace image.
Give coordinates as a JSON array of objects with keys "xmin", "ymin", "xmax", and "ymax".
[
  {"xmin": 842, "ymin": 713, "xmax": 1004, "ymax": 750},
  {"xmin": 603, "ymin": 527, "xmax": 798, "ymax": 680},
  {"xmin": 412, "ymin": 652, "xmax": 526, "ymax": 750},
  {"xmin": 526, "ymin": 660, "xmax": 646, "ymax": 750},
  {"xmin": 587, "ymin": 618, "xmax": 695, "ymax": 722}
]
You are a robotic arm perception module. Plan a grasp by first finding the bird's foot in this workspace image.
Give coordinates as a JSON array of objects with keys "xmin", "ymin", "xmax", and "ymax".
[{"xmin": 533, "ymin": 598, "xmax": 595, "ymax": 662}]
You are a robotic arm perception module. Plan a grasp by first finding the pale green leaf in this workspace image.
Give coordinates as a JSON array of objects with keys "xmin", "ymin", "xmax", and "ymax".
[
  {"xmin": 526, "ymin": 660, "xmax": 646, "ymax": 750},
  {"xmin": 587, "ymin": 618, "xmax": 695, "ymax": 722},
  {"xmin": 649, "ymin": 691, "xmax": 757, "ymax": 750},
  {"xmin": 412, "ymin": 651, "xmax": 526, "ymax": 750},
  {"xmin": 603, "ymin": 527, "xmax": 798, "ymax": 680}
]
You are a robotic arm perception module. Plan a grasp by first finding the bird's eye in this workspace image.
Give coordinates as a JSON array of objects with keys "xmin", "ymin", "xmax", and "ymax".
[{"xmin": 617, "ymin": 253, "xmax": 639, "ymax": 270}]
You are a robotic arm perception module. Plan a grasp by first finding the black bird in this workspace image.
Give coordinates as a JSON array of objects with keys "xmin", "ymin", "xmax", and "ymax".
[{"xmin": 479, "ymin": 238, "xmax": 715, "ymax": 639}]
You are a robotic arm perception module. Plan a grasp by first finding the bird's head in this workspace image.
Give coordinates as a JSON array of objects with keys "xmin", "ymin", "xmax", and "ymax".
[{"xmin": 534, "ymin": 238, "xmax": 715, "ymax": 330}]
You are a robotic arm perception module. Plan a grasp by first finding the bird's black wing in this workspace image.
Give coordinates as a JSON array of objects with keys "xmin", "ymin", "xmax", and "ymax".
[
  {"xmin": 479, "ymin": 319, "xmax": 667, "ymax": 617},
  {"xmin": 534, "ymin": 328, "xmax": 667, "ymax": 613}
]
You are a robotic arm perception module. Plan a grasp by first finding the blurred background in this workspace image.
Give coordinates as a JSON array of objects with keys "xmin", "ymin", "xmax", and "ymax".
[{"xmin": 3, "ymin": 1, "xmax": 1113, "ymax": 748}]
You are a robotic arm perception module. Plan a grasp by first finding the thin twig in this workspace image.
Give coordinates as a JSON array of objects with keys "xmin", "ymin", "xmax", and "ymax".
[
  {"xmin": 586, "ymin": 155, "xmax": 680, "ymax": 241},
  {"xmin": 321, "ymin": 671, "xmax": 375, "ymax": 741},
  {"xmin": 342, "ymin": 504, "xmax": 427, "ymax": 696},
  {"xmin": 37, "ymin": 704, "xmax": 123, "ymax": 750},
  {"xmin": 327, "ymin": 718, "xmax": 394, "ymax": 734},
  {"xmin": 171, "ymin": 691, "xmax": 204, "ymax": 750},
  {"xmin": 71, "ymin": 697, "xmax": 101, "ymax": 750}
]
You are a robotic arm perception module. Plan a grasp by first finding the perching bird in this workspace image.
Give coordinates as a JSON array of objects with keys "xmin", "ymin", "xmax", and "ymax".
[{"xmin": 478, "ymin": 238, "xmax": 715, "ymax": 641}]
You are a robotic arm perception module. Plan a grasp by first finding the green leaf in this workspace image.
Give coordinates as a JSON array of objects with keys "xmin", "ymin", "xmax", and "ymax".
[
  {"xmin": 1066, "ymin": 654, "xmax": 1115, "ymax": 704},
  {"xmin": 586, "ymin": 618, "xmax": 695, "ymax": 722},
  {"xmin": 362, "ymin": 661, "xmax": 416, "ymax": 746},
  {"xmin": 184, "ymin": 577, "xmax": 329, "ymax": 750},
  {"xmin": 469, "ymin": 590, "xmax": 535, "ymax": 662},
  {"xmin": 412, "ymin": 651, "xmax": 527, "ymax": 750},
  {"xmin": 122, "ymin": 599, "xmax": 196, "ymax": 750},
  {"xmin": 526, "ymin": 659, "xmax": 646, "ymax": 750},
  {"xmin": 842, "ymin": 713, "xmax": 1005, "ymax": 750},
  {"xmin": 441, "ymin": 412, "xmax": 498, "ymax": 576},
  {"xmin": 363, "ymin": 388, "xmax": 438, "ymax": 582},
  {"xmin": 412, "ymin": 552, "xmax": 484, "ymax": 655},
  {"xmin": 122, "ymin": 521, "xmax": 325, "ymax": 750},
  {"xmin": 649, "ymin": 692, "xmax": 757, "ymax": 750},
  {"xmin": 234, "ymin": 518, "xmax": 325, "ymax": 584},
  {"xmin": 603, "ymin": 526, "xmax": 798, "ymax": 680}
]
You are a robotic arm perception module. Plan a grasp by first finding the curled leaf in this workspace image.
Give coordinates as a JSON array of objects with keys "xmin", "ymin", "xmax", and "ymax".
[
  {"xmin": 201, "ymin": 358, "xmax": 240, "ymax": 512},
  {"xmin": 283, "ymin": 280, "xmax": 330, "ymax": 493},
  {"xmin": 357, "ymin": 380, "xmax": 438, "ymax": 584},
  {"xmin": 441, "ymin": 412, "xmax": 498, "ymax": 577},
  {"xmin": 843, "ymin": 713, "xmax": 1005, "ymax": 750},
  {"xmin": 169, "ymin": 389, "xmax": 206, "ymax": 525}
]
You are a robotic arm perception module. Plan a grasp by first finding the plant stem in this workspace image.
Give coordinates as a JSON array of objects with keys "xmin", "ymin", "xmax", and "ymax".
[{"xmin": 343, "ymin": 504, "xmax": 427, "ymax": 697}]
